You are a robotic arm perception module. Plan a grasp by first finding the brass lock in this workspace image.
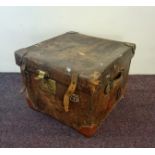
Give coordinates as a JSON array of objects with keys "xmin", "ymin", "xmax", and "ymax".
[{"xmin": 35, "ymin": 70, "xmax": 56, "ymax": 95}]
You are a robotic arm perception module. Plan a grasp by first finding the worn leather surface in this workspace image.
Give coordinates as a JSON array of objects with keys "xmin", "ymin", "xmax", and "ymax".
[{"xmin": 15, "ymin": 32, "xmax": 135, "ymax": 79}]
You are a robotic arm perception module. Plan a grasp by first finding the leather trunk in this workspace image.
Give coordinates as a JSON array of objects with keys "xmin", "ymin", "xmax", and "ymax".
[{"xmin": 15, "ymin": 32, "xmax": 136, "ymax": 137}]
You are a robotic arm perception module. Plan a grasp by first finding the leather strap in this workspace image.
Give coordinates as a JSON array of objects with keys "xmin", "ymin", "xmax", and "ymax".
[{"xmin": 63, "ymin": 73, "xmax": 78, "ymax": 112}]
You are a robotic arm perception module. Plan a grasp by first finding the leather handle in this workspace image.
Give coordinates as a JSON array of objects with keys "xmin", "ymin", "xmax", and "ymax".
[
  {"xmin": 104, "ymin": 69, "xmax": 124, "ymax": 95},
  {"xmin": 113, "ymin": 71, "xmax": 123, "ymax": 82}
]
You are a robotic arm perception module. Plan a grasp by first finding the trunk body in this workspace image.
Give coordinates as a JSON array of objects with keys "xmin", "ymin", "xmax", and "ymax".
[{"xmin": 15, "ymin": 32, "xmax": 135, "ymax": 137}]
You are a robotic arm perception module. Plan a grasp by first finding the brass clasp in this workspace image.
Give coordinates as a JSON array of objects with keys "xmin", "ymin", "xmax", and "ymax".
[
  {"xmin": 35, "ymin": 70, "xmax": 56, "ymax": 95},
  {"xmin": 35, "ymin": 70, "xmax": 48, "ymax": 80}
]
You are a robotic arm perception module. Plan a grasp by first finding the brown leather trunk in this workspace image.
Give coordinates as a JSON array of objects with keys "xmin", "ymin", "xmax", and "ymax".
[{"xmin": 15, "ymin": 32, "xmax": 136, "ymax": 137}]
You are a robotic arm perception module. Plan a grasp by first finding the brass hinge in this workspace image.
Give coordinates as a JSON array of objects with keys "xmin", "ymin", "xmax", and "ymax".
[{"xmin": 63, "ymin": 73, "xmax": 78, "ymax": 112}]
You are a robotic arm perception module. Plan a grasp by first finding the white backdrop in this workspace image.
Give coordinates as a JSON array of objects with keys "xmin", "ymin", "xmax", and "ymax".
[{"xmin": 0, "ymin": 6, "xmax": 155, "ymax": 74}]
